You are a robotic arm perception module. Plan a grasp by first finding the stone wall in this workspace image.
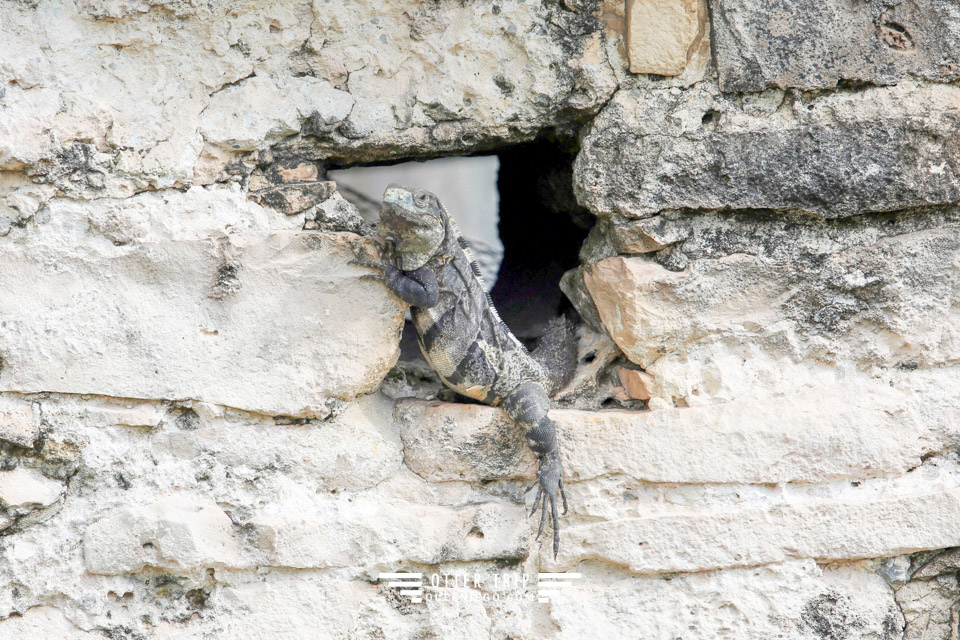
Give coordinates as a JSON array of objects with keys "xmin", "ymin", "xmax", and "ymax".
[{"xmin": 1, "ymin": 1, "xmax": 959, "ymax": 638}]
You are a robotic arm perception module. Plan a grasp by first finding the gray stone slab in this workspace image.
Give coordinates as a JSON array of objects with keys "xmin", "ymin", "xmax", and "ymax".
[{"xmin": 711, "ymin": 0, "xmax": 960, "ymax": 92}]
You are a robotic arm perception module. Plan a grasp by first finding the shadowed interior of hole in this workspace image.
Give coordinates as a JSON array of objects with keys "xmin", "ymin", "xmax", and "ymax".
[{"xmin": 490, "ymin": 138, "xmax": 591, "ymax": 342}]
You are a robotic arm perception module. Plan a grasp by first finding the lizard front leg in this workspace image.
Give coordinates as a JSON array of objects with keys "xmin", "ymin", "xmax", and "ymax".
[
  {"xmin": 350, "ymin": 258, "xmax": 439, "ymax": 308},
  {"xmin": 502, "ymin": 381, "xmax": 568, "ymax": 559}
]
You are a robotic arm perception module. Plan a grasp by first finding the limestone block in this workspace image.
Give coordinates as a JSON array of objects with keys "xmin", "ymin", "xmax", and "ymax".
[
  {"xmin": 896, "ymin": 575, "xmax": 960, "ymax": 640},
  {"xmin": 250, "ymin": 499, "xmax": 528, "ymax": 568},
  {"xmin": 581, "ymin": 220, "xmax": 960, "ymax": 403},
  {"xmin": 625, "ymin": 0, "xmax": 707, "ymax": 76},
  {"xmin": 557, "ymin": 489, "xmax": 960, "ymax": 573},
  {"xmin": 711, "ymin": 0, "xmax": 960, "ymax": 92},
  {"xmin": 395, "ymin": 401, "xmax": 535, "ymax": 482},
  {"xmin": 163, "ymin": 392, "xmax": 403, "ymax": 492},
  {"xmin": 396, "ymin": 388, "xmax": 947, "ymax": 484},
  {"xmin": 149, "ymin": 578, "xmax": 374, "ymax": 640},
  {"xmin": 0, "ymin": 606, "xmax": 97, "ymax": 639},
  {"xmin": 0, "ymin": 189, "xmax": 405, "ymax": 417},
  {"xmin": 0, "ymin": 0, "xmax": 617, "ymax": 185},
  {"xmin": 0, "ymin": 467, "xmax": 64, "ymax": 508},
  {"xmin": 198, "ymin": 76, "xmax": 353, "ymax": 152},
  {"xmin": 83, "ymin": 498, "xmax": 240, "ymax": 575},
  {"xmin": 609, "ymin": 216, "xmax": 690, "ymax": 253},
  {"xmin": 575, "ymin": 82, "xmax": 960, "ymax": 218},
  {"xmin": 40, "ymin": 396, "xmax": 165, "ymax": 430},
  {"xmin": 549, "ymin": 561, "xmax": 902, "ymax": 640},
  {"xmin": 615, "ymin": 367, "xmax": 652, "ymax": 400},
  {"xmin": 0, "ymin": 395, "xmax": 39, "ymax": 448}
]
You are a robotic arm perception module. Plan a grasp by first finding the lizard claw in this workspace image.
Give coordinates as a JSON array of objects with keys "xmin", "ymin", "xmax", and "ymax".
[{"xmin": 529, "ymin": 451, "xmax": 565, "ymax": 559}]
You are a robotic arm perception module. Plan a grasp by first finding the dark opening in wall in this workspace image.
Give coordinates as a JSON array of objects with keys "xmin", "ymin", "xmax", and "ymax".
[{"xmin": 489, "ymin": 137, "xmax": 592, "ymax": 343}]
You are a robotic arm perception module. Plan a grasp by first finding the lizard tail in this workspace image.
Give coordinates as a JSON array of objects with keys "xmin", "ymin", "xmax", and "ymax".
[{"xmin": 531, "ymin": 316, "xmax": 578, "ymax": 395}]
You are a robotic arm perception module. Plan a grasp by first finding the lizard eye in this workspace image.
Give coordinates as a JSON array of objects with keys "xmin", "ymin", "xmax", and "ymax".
[{"xmin": 413, "ymin": 191, "xmax": 429, "ymax": 208}]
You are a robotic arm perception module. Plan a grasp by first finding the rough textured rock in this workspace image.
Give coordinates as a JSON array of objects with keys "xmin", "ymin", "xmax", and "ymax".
[
  {"xmin": 397, "ymin": 393, "xmax": 955, "ymax": 485},
  {"xmin": 0, "ymin": 187, "xmax": 404, "ymax": 417},
  {"xmin": 83, "ymin": 498, "xmax": 240, "ymax": 576},
  {"xmin": 896, "ymin": 574, "xmax": 960, "ymax": 640},
  {"xmin": 576, "ymin": 208, "xmax": 960, "ymax": 410},
  {"xmin": 3, "ymin": 0, "xmax": 960, "ymax": 637},
  {"xmin": 0, "ymin": 0, "xmax": 619, "ymax": 195},
  {"xmin": 558, "ymin": 487, "xmax": 960, "ymax": 574},
  {"xmin": 710, "ymin": 0, "xmax": 960, "ymax": 92},
  {"xmin": 0, "ymin": 395, "xmax": 39, "ymax": 448},
  {"xmin": 0, "ymin": 466, "xmax": 64, "ymax": 509},
  {"xmin": 575, "ymin": 81, "xmax": 960, "ymax": 218},
  {"xmin": 625, "ymin": 0, "xmax": 708, "ymax": 76},
  {"xmin": 551, "ymin": 561, "xmax": 903, "ymax": 640},
  {"xmin": 250, "ymin": 499, "xmax": 528, "ymax": 569}
]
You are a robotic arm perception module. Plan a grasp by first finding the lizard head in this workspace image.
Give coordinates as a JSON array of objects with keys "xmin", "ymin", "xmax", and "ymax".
[{"xmin": 379, "ymin": 184, "xmax": 447, "ymax": 271}]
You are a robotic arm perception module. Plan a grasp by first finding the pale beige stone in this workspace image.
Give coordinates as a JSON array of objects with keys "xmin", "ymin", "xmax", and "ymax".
[
  {"xmin": 0, "ymin": 467, "xmax": 63, "ymax": 508},
  {"xmin": 557, "ymin": 489, "xmax": 960, "ymax": 574},
  {"xmin": 398, "ymin": 381, "xmax": 943, "ymax": 484},
  {"xmin": 626, "ymin": 0, "xmax": 707, "ymax": 76},
  {"xmin": 0, "ymin": 606, "xmax": 96, "ymax": 639},
  {"xmin": 0, "ymin": 189, "xmax": 404, "ymax": 417},
  {"xmin": 0, "ymin": 395, "xmax": 39, "ymax": 448},
  {"xmin": 83, "ymin": 498, "xmax": 240, "ymax": 576},
  {"xmin": 251, "ymin": 499, "xmax": 528, "ymax": 568},
  {"xmin": 616, "ymin": 367, "xmax": 653, "ymax": 400}
]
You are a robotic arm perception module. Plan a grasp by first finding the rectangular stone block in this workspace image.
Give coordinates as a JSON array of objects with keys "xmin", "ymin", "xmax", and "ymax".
[
  {"xmin": 83, "ymin": 498, "xmax": 240, "ymax": 576},
  {"xmin": 250, "ymin": 500, "xmax": 528, "ymax": 568},
  {"xmin": 711, "ymin": 0, "xmax": 960, "ymax": 91},
  {"xmin": 575, "ymin": 83, "xmax": 960, "ymax": 218},
  {"xmin": 0, "ymin": 395, "xmax": 39, "ymax": 448},
  {"xmin": 580, "ymin": 221, "xmax": 960, "ymax": 407},
  {"xmin": 0, "ymin": 190, "xmax": 405, "ymax": 417},
  {"xmin": 397, "ymin": 386, "xmax": 948, "ymax": 485},
  {"xmin": 559, "ymin": 490, "xmax": 960, "ymax": 574},
  {"xmin": 626, "ymin": 0, "xmax": 707, "ymax": 76}
]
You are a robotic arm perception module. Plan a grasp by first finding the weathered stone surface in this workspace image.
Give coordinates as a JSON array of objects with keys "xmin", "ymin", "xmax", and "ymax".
[
  {"xmin": 550, "ymin": 561, "xmax": 902, "ymax": 640},
  {"xmin": 396, "ymin": 401, "xmax": 535, "ymax": 482},
  {"xmin": 0, "ymin": 188, "xmax": 404, "ymax": 416},
  {"xmin": 83, "ymin": 498, "xmax": 240, "ymax": 576},
  {"xmin": 150, "ymin": 578, "xmax": 375, "ymax": 640},
  {"xmin": 397, "ymin": 391, "xmax": 950, "ymax": 484},
  {"xmin": 557, "ymin": 489, "xmax": 960, "ymax": 574},
  {"xmin": 38, "ymin": 395, "xmax": 165, "ymax": 431},
  {"xmin": 575, "ymin": 81, "xmax": 960, "ymax": 218},
  {"xmin": 0, "ymin": 395, "xmax": 39, "ymax": 448},
  {"xmin": 0, "ymin": 606, "xmax": 96, "ymax": 639},
  {"xmin": 247, "ymin": 157, "xmax": 336, "ymax": 216},
  {"xmin": 251, "ymin": 499, "xmax": 528, "ymax": 569},
  {"xmin": 625, "ymin": 0, "xmax": 707, "ymax": 76},
  {"xmin": 4, "ymin": 0, "xmax": 960, "ymax": 636},
  {"xmin": 0, "ymin": 0, "xmax": 619, "ymax": 192},
  {"xmin": 150, "ymin": 392, "xmax": 404, "ymax": 493},
  {"xmin": 615, "ymin": 367, "xmax": 652, "ymax": 400},
  {"xmin": 198, "ymin": 75, "xmax": 353, "ymax": 153},
  {"xmin": 0, "ymin": 467, "xmax": 63, "ymax": 509},
  {"xmin": 580, "ymin": 215, "xmax": 960, "ymax": 405},
  {"xmin": 896, "ymin": 574, "xmax": 960, "ymax": 640},
  {"xmin": 711, "ymin": 0, "xmax": 960, "ymax": 92}
]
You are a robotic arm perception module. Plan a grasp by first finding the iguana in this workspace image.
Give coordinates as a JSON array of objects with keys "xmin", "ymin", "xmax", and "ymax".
[{"xmin": 351, "ymin": 184, "xmax": 573, "ymax": 557}]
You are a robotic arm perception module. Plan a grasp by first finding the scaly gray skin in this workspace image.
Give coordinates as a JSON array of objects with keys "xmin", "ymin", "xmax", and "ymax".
[{"xmin": 351, "ymin": 184, "xmax": 569, "ymax": 557}]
